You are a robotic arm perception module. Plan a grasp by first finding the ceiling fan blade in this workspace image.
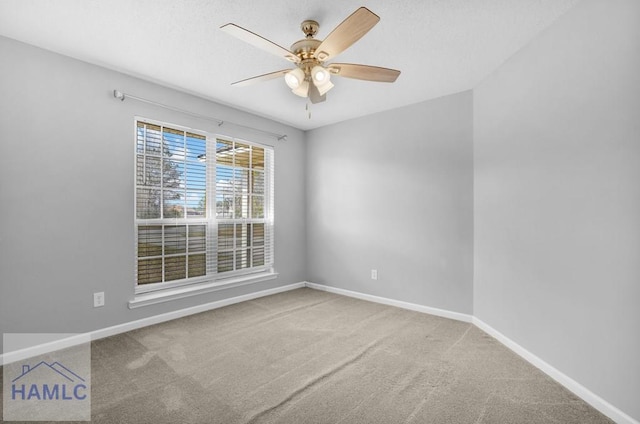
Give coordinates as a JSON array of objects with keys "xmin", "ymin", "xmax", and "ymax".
[
  {"xmin": 314, "ymin": 7, "xmax": 380, "ymax": 61},
  {"xmin": 220, "ymin": 23, "xmax": 300, "ymax": 63},
  {"xmin": 328, "ymin": 63, "xmax": 400, "ymax": 82},
  {"xmin": 231, "ymin": 69, "xmax": 291, "ymax": 87},
  {"xmin": 308, "ymin": 82, "xmax": 326, "ymax": 104}
]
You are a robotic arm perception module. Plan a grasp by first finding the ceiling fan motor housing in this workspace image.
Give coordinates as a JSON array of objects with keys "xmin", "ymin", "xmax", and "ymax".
[
  {"xmin": 290, "ymin": 38, "xmax": 324, "ymax": 81},
  {"xmin": 290, "ymin": 38, "xmax": 321, "ymax": 61}
]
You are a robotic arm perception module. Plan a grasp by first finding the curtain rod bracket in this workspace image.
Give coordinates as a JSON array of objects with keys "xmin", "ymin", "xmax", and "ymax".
[
  {"xmin": 277, "ymin": 135, "xmax": 287, "ymax": 141},
  {"xmin": 218, "ymin": 121, "xmax": 224, "ymax": 127},
  {"xmin": 113, "ymin": 90, "xmax": 125, "ymax": 101}
]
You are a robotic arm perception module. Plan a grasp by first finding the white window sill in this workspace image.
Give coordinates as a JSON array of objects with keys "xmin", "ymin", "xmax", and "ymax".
[{"xmin": 128, "ymin": 271, "xmax": 279, "ymax": 309}]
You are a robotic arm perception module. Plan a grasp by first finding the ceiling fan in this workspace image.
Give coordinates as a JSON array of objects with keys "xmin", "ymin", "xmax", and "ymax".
[{"xmin": 220, "ymin": 7, "xmax": 401, "ymax": 104}]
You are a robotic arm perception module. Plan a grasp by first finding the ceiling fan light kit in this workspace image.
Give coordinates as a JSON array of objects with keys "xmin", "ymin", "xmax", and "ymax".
[{"xmin": 221, "ymin": 7, "xmax": 400, "ymax": 105}]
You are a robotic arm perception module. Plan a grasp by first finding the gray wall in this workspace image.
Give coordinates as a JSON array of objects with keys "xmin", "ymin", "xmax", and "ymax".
[
  {"xmin": 0, "ymin": 36, "xmax": 307, "ymax": 352},
  {"xmin": 306, "ymin": 91, "xmax": 474, "ymax": 314},
  {"xmin": 473, "ymin": 0, "xmax": 640, "ymax": 420}
]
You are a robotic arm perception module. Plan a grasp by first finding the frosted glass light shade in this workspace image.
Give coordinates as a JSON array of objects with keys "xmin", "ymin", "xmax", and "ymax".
[
  {"xmin": 284, "ymin": 68, "xmax": 305, "ymax": 89},
  {"xmin": 292, "ymin": 80, "xmax": 310, "ymax": 97},
  {"xmin": 316, "ymin": 80, "xmax": 334, "ymax": 96},
  {"xmin": 311, "ymin": 65, "xmax": 330, "ymax": 85}
]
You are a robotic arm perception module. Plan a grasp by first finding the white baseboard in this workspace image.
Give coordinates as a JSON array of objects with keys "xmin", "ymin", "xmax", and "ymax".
[
  {"xmin": 473, "ymin": 317, "xmax": 639, "ymax": 424},
  {"xmin": 304, "ymin": 282, "xmax": 473, "ymax": 323},
  {"xmin": 0, "ymin": 282, "xmax": 305, "ymax": 366},
  {"xmin": 304, "ymin": 282, "xmax": 637, "ymax": 424}
]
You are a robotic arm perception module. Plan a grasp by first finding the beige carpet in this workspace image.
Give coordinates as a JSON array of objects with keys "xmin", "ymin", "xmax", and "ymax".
[{"xmin": 2, "ymin": 288, "xmax": 612, "ymax": 423}]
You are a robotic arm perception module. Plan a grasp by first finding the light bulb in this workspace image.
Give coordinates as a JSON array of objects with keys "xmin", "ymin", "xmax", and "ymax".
[
  {"xmin": 311, "ymin": 66, "xmax": 330, "ymax": 85},
  {"xmin": 284, "ymin": 68, "xmax": 305, "ymax": 89},
  {"xmin": 284, "ymin": 73, "xmax": 299, "ymax": 88}
]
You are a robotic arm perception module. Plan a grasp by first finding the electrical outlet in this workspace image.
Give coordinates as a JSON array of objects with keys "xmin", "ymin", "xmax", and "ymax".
[
  {"xmin": 371, "ymin": 269, "xmax": 378, "ymax": 280},
  {"xmin": 93, "ymin": 292, "xmax": 105, "ymax": 308}
]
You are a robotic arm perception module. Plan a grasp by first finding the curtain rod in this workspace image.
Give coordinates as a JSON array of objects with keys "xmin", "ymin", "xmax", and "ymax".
[{"xmin": 113, "ymin": 90, "xmax": 287, "ymax": 141}]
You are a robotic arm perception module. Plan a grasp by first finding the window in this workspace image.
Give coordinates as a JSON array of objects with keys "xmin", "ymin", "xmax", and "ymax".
[{"xmin": 135, "ymin": 119, "xmax": 274, "ymax": 293}]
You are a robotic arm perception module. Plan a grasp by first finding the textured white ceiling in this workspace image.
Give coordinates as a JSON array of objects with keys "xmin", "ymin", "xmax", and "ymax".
[{"xmin": 0, "ymin": 0, "xmax": 579, "ymax": 130}]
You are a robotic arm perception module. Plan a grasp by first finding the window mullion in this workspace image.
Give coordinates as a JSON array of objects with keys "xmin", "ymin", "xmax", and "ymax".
[
  {"xmin": 160, "ymin": 125, "xmax": 165, "ymax": 220},
  {"xmin": 161, "ymin": 226, "xmax": 166, "ymax": 283},
  {"xmin": 231, "ymin": 141, "xmax": 236, "ymax": 272},
  {"xmin": 248, "ymin": 146, "xmax": 252, "ymax": 220},
  {"xmin": 185, "ymin": 223, "xmax": 189, "ymax": 278},
  {"xmin": 142, "ymin": 125, "xmax": 147, "ymax": 186},
  {"xmin": 182, "ymin": 131, "xmax": 187, "ymax": 219},
  {"xmin": 207, "ymin": 136, "xmax": 217, "ymax": 276}
]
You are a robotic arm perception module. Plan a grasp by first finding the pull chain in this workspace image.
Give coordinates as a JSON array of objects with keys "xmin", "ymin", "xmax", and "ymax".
[{"xmin": 306, "ymin": 100, "xmax": 311, "ymax": 119}]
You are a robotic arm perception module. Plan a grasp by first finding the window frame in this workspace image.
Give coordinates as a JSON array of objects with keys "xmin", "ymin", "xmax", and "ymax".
[{"xmin": 133, "ymin": 117, "xmax": 275, "ymax": 296}]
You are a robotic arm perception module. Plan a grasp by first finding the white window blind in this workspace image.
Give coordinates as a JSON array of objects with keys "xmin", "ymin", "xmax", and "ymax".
[
  {"xmin": 215, "ymin": 138, "xmax": 274, "ymax": 276},
  {"xmin": 134, "ymin": 119, "xmax": 274, "ymax": 292}
]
